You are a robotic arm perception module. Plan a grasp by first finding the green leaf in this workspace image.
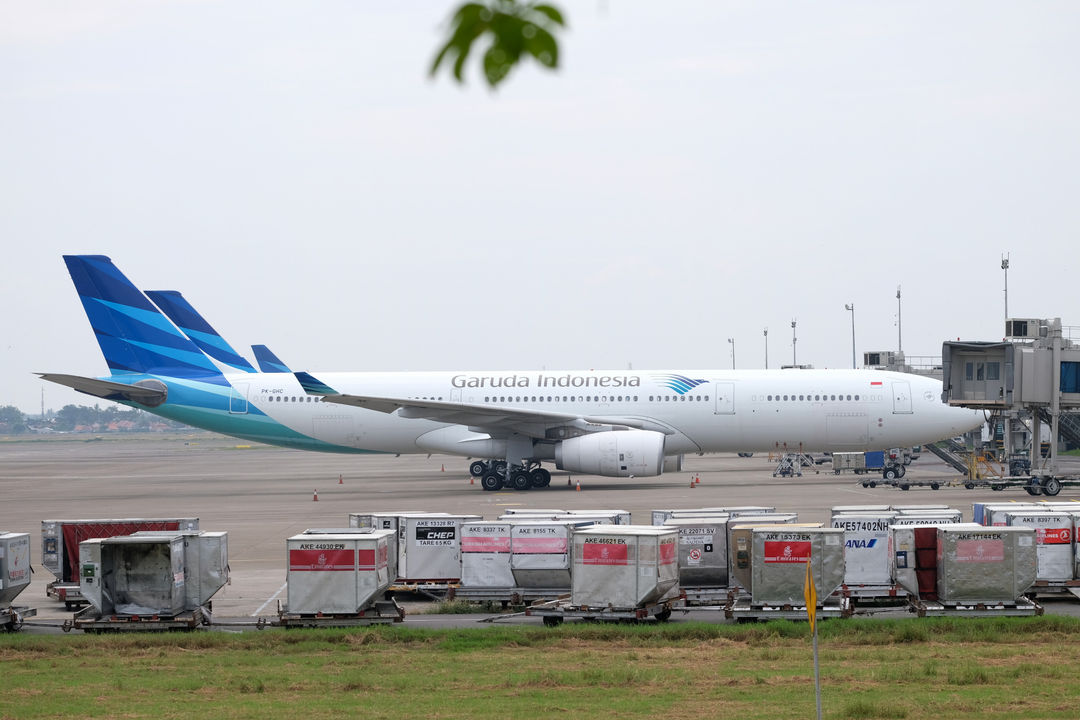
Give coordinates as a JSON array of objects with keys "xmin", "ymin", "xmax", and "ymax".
[{"xmin": 531, "ymin": 4, "xmax": 565, "ymax": 26}]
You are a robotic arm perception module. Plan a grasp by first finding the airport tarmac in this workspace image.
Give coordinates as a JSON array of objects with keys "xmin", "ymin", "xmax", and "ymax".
[{"xmin": 3, "ymin": 433, "xmax": 1079, "ymax": 625}]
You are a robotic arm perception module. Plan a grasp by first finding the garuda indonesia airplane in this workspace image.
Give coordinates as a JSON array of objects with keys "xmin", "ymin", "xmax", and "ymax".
[{"xmin": 40, "ymin": 255, "xmax": 981, "ymax": 491}]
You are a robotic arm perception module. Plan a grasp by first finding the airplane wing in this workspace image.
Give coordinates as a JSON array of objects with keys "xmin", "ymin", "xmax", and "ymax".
[
  {"xmin": 37, "ymin": 373, "xmax": 168, "ymax": 405},
  {"xmin": 320, "ymin": 392, "xmax": 676, "ymax": 438}
]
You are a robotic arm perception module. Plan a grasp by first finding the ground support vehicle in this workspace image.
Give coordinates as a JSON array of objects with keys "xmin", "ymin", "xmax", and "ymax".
[
  {"xmin": 722, "ymin": 591, "xmax": 853, "ymax": 622},
  {"xmin": 45, "ymin": 581, "xmax": 87, "ymax": 609},
  {"xmin": 66, "ymin": 605, "xmax": 207, "ymax": 633},
  {"xmin": 1, "ymin": 606, "xmax": 36, "ymax": 632},
  {"xmin": 907, "ymin": 597, "xmax": 1042, "ymax": 617},
  {"xmin": 882, "ymin": 477, "xmax": 950, "ymax": 491},
  {"xmin": 525, "ymin": 591, "xmax": 685, "ymax": 627},
  {"xmin": 274, "ymin": 598, "xmax": 404, "ymax": 628},
  {"xmin": 835, "ymin": 451, "xmax": 907, "ymax": 483}
]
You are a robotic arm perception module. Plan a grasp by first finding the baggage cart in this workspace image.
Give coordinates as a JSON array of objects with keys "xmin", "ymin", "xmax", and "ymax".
[
  {"xmin": 908, "ymin": 596, "xmax": 1043, "ymax": 617},
  {"xmin": 1, "ymin": 605, "xmax": 37, "ymax": 632},
  {"xmin": 274, "ymin": 597, "xmax": 404, "ymax": 627},
  {"xmin": 67, "ymin": 605, "xmax": 207, "ymax": 633},
  {"xmin": 723, "ymin": 593, "xmax": 853, "ymax": 622},
  {"xmin": 525, "ymin": 591, "xmax": 685, "ymax": 627}
]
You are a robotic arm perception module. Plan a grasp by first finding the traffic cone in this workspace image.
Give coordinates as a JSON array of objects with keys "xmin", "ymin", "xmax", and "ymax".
[
  {"xmin": 470, "ymin": 476, "xmax": 474, "ymax": 485},
  {"xmin": 689, "ymin": 477, "xmax": 695, "ymax": 489},
  {"xmin": 695, "ymin": 474, "xmax": 701, "ymax": 485},
  {"xmin": 313, "ymin": 489, "xmax": 318, "ymax": 502},
  {"xmin": 575, "ymin": 480, "xmax": 581, "ymax": 492},
  {"xmin": 338, "ymin": 474, "xmax": 343, "ymax": 485}
]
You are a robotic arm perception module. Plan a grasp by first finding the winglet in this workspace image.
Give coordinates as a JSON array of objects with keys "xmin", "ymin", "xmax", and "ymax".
[{"xmin": 294, "ymin": 371, "xmax": 337, "ymax": 395}]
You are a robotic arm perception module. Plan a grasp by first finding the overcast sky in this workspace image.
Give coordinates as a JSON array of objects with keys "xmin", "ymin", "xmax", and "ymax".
[{"xmin": 2, "ymin": 1, "xmax": 1078, "ymax": 414}]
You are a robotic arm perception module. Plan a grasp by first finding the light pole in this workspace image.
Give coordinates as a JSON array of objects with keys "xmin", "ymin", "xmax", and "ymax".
[
  {"xmin": 763, "ymin": 328, "xmax": 769, "ymax": 369},
  {"xmin": 791, "ymin": 319, "xmax": 797, "ymax": 366},
  {"xmin": 844, "ymin": 303, "xmax": 856, "ymax": 369},
  {"xmin": 896, "ymin": 286, "xmax": 902, "ymax": 353},
  {"xmin": 727, "ymin": 338, "xmax": 736, "ymax": 369},
  {"xmin": 1002, "ymin": 253, "xmax": 1009, "ymax": 320}
]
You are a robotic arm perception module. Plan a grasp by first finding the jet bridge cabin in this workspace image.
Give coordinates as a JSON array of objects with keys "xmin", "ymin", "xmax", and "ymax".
[{"xmin": 943, "ymin": 341, "xmax": 1080, "ymax": 409}]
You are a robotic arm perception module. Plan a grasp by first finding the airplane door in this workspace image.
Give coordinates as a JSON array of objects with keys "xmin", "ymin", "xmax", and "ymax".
[
  {"xmin": 714, "ymin": 382, "xmax": 735, "ymax": 415},
  {"xmin": 229, "ymin": 383, "xmax": 249, "ymax": 414},
  {"xmin": 891, "ymin": 381, "xmax": 912, "ymax": 414}
]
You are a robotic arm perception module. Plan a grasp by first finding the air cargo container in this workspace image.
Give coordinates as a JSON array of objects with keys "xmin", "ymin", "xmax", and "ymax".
[
  {"xmin": 975, "ymin": 503, "xmax": 1040, "ymax": 527},
  {"xmin": 285, "ymin": 529, "xmax": 393, "ymax": 615},
  {"xmin": 510, "ymin": 520, "xmax": 580, "ymax": 588},
  {"xmin": 41, "ymin": 517, "xmax": 199, "ymax": 606},
  {"xmin": 1002, "ymin": 512, "xmax": 1074, "ymax": 582},
  {"xmin": 651, "ymin": 506, "xmax": 775, "ymax": 526},
  {"xmin": 126, "ymin": 530, "xmax": 230, "ymax": 610},
  {"xmin": 889, "ymin": 510, "xmax": 962, "ymax": 526},
  {"xmin": 736, "ymin": 527, "xmax": 844, "ymax": 606},
  {"xmin": 663, "ymin": 517, "xmax": 731, "ymax": 587},
  {"xmin": 398, "ymin": 514, "xmax": 482, "ymax": 582},
  {"xmin": 460, "ymin": 522, "xmax": 514, "ymax": 588},
  {"xmin": 830, "ymin": 513, "xmax": 897, "ymax": 588},
  {"xmin": 0, "ymin": 532, "xmax": 35, "ymax": 631},
  {"xmin": 571, "ymin": 526, "xmax": 679, "ymax": 608},
  {"xmin": 936, "ymin": 525, "xmax": 1037, "ymax": 604},
  {"xmin": 79, "ymin": 534, "xmax": 187, "ymax": 617}
]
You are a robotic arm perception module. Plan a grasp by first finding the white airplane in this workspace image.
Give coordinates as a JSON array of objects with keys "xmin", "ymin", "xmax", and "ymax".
[{"xmin": 41, "ymin": 256, "xmax": 982, "ymax": 491}]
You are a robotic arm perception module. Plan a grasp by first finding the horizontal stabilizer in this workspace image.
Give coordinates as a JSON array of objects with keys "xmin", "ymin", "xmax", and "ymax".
[
  {"xmin": 38, "ymin": 373, "xmax": 167, "ymax": 405},
  {"xmin": 295, "ymin": 371, "xmax": 337, "ymax": 396}
]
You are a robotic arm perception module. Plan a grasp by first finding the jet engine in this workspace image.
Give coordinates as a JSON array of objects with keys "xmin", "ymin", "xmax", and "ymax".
[{"xmin": 554, "ymin": 430, "xmax": 666, "ymax": 477}]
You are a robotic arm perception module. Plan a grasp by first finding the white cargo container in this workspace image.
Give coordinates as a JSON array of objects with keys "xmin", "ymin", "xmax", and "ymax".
[
  {"xmin": 510, "ymin": 520, "xmax": 580, "ymax": 588},
  {"xmin": 729, "ymin": 523, "xmax": 823, "ymax": 593},
  {"xmin": 461, "ymin": 522, "xmax": 514, "ymax": 588},
  {"xmin": 285, "ymin": 530, "xmax": 393, "ymax": 614},
  {"xmin": 0, "ymin": 532, "xmax": 32, "ymax": 606},
  {"xmin": 571, "ymin": 525, "xmax": 679, "ymax": 609},
  {"xmin": 651, "ymin": 507, "xmax": 774, "ymax": 526},
  {"xmin": 1002, "ymin": 511, "xmax": 1074, "ymax": 582},
  {"xmin": 933, "ymin": 525, "xmax": 1037, "ymax": 604},
  {"xmin": 79, "ymin": 534, "xmax": 187, "ymax": 616},
  {"xmin": 831, "ymin": 513, "xmax": 897, "ymax": 586},
  {"xmin": 747, "ymin": 527, "xmax": 845, "ymax": 606},
  {"xmin": 399, "ymin": 514, "xmax": 482, "ymax": 582},
  {"xmin": 979, "ymin": 504, "xmax": 1040, "ymax": 527},
  {"xmin": 663, "ymin": 517, "xmax": 730, "ymax": 587},
  {"xmin": 830, "ymin": 505, "xmax": 892, "ymax": 517},
  {"xmin": 889, "ymin": 510, "xmax": 962, "ymax": 526}
]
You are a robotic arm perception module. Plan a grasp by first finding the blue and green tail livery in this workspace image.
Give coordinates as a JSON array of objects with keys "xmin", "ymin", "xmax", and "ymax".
[
  {"xmin": 63, "ymin": 255, "xmax": 227, "ymax": 384},
  {"xmin": 145, "ymin": 290, "xmax": 256, "ymax": 373}
]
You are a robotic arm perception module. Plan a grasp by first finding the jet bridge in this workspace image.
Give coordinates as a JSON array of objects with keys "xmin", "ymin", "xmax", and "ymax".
[{"xmin": 942, "ymin": 318, "xmax": 1080, "ymax": 495}]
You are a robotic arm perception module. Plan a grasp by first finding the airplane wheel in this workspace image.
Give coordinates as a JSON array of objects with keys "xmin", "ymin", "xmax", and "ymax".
[
  {"xmin": 897, "ymin": 466, "xmax": 906, "ymax": 478},
  {"xmin": 1042, "ymin": 477, "xmax": 1062, "ymax": 497},
  {"xmin": 469, "ymin": 461, "xmax": 487, "ymax": 477},
  {"xmin": 510, "ymin": 470, "xmax": 532, "ymax": 491},
  {"xmin": 493, "ymin": 461, "xmax": 507, "ymax": 477},
  {"xmin": 530, "ymin": 468, "xmax": 551, "ymax": 488},
  {"xmin": 481, "ymin": 473, "xmax": 503, "ymax": 491}
]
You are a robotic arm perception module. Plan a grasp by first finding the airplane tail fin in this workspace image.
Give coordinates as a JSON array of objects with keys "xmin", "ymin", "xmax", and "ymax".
[
  {"xmin": 252, "ymin": 345, "xmax": 292, "ymax": 373},
  {"xmin": 145, "ymin": 290, "xmax": 256, "ymax": 373},
  {"xmin": 63, "ymin": 255, "xmax": 227, "ymax": 380}
]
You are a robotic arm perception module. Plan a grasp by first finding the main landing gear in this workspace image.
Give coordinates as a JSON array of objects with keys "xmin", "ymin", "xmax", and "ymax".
[{"xmin": 469, "ymin": 460, "xmax": 551, "ymax": 491}]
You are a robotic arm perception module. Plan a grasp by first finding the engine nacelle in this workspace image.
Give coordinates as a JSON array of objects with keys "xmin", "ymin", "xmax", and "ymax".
[{"xmin": 555, "ymin": 430, "xmax": 666, "ymax": 477}]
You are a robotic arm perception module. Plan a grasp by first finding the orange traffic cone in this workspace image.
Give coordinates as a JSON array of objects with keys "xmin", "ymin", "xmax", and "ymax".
[
  {"xmin": 575, "ymin": 480, "xmax": 581, "ymax": 492},
  {"xmin": 313, "ymin": 489, "xmax": 319, "ymax": 502},
  {"xmin": 689, "ymin": 477, "xmax": 695, "ymax": 489},
  {"xmin": 695, "ymin": 474, "xmax": 701, "ymax": 485},
  {"xmin": 338, "ymin": 474, "xmax": 343, "ymax": 485},
  {"xmin": 470, "ymin": 476, "xmax": 474, "ymax": 485}
]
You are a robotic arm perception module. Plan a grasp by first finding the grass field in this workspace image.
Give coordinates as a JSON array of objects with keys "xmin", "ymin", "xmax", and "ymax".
[{"xmin": 3, "ymin": 617, "xmax": 1079, "ymax": 719}]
